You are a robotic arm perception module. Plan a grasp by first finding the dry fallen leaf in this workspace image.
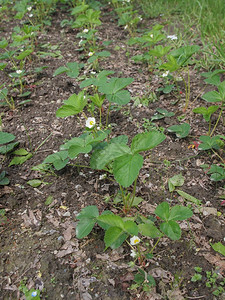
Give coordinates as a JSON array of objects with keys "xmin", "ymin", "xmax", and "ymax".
[
  {"xmin": 55, "ymin": 245, "xmax": 74, "ymax": 258},
  {"xmin": 21, "ymin": 209, "xmax": 40, "ymax": 227},
  {"xmin": 63, "ymin": 225, "xmax": 74, "ymax": 241},
  {"xmin": 149, "ymin": 267, "xmax": 174, "ymax": 283},
  {"xmin": 167, "ymin": 288, "xmax": 185, "ymax": 300},
  {"xmin": 202, "ymin": 252, "xmax": 225, "ymax": 271},
  {"xmin": 46, "ymin": 214, "xmax": 60, "ymax": 227}
]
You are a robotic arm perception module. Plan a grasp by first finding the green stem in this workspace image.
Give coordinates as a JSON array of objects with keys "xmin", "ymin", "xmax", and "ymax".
[
  {"xmin": 70, "ymin": 163, "xmax": 92, "ymax": 169},
  {"xmin": 129, "ymin": 177, "xmax": 138, "ymax": 209},
  {"xmin": 211, "ymin": 148, "xmax": 224, "ymax": 164},
  {"xmin": 208, "ymin": 119, "xmax": 211, "ymax": 136},
  {"xmin": 150, "ymin": 235, "xmax": 162, "ymax": 254},
  {"xmin": 210, "ymin": 106, "xmax": 223, "ymax": 137},
  {"xmin": 173, "ymin": 75, "xmax": 181, "ymax": 103},
  {"xmin": 106, "ymin": 103, "xmax": 111, "ymax": 127},
  {"xmin": 34, "ymin": 132, "xmax": 53, "ymax": 154},
  {"xmin": 119, "ymin": 184, "xmax": 127, "ymax": 209},
  {"xmin": 179, "ymin": 70, "xmax": 189, "ymax": 111},
  {"xmin": 99, "ymin": 107, "xmax": 102, "ymax": 127}
]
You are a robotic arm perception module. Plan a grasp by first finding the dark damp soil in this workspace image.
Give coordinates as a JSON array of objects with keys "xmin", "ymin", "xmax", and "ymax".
[{"xmin": 0, "ymin": 2, "xmax": 224, "ymax": 300}]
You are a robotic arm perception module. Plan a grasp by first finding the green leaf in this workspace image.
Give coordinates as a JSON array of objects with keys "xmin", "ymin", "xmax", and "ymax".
[
  {"xmin": 66, "ymin": 62, "xmax": 82, "ymax": 78},
  {"xmin": 218, "ymin": 81, "xmax": 225, "ymax": 98},
  {"xmin": 53, "ymin": 66, "xmax": 69, "ymax": 77},
  {"xmin": 169, "ymin": 205, "xmax": 193, "ymax": 221},
  {"xmin": 124, "ymin": 221, "xmax": 138, "ymax": 235},
  {"xmin": 167, "ymin": 123, "xmax": 190, "ymax": 138},
  {"xmin": 53, "ymin": 158, "xmax": 69, "ymax": 170},
  {"xmin": 155, "ymin": 202, "xmax": 170, "ymax": 221},
  {"xmin": 90, "ymin": 143, "xmax": 131, "ymax": 169},
  {"xmin": 9, "ymin": 153, "xmax": 32, "ymax": 166},
  {"xmin": 56, "ymin": 92, "xmax": 87, "ymax": 118},
  {"xmin": 45, "ymin": 196, "xmax": 54, "ymax": 206},
  {"xmin": 0, "ymin": 176, "xmax": 9, "ymax": 185},
  {"xmin": 202, "ymin": 91, "xmax": 222, "ymax": 103},
  {"xmin": 97, "ymin": 214, "xmax": 124, "ymax": 229},
  {"xmin": 0, "ymin": 132, "xmax": 15, "ymax": 144},
  {"xmin": 0, "ymin": 171, "xmax": 9, "ymax": 185},
  {"xmin": 0, "ymin": 62, "xmax": 7, "ymax": 71},
  {"xmin": 131, "ymin": 131, "xmax": 166, "ymax": 153},
  {"xmin": 138, "ymin": 223, "xmax": 162, "ymax": 238},
  {"xmin": 90, "ymin": 94, "xmax": 104, "ymax": 108},
  {"xmin": 207, "ymin": 165, "xmax": 225, "ymax": 181},
  {"xmin": 131, "ymin": 196, "xmax": 144, "ymax": 207},
  {"xmin": 68, "ymin": 144, "xmax": 92, "ymax": 159},
  {"xmin": 99, "ymin": 77, "xmax": 134, "ymax": 95},
  {"xmin": 168, "ymin": 173, "xmax": 184, "ymax": 192},
  {"xmin": 104, "ymin": 226, "xmax": 126, "ymax": 249},
  {"xmin": 0, "ymin": 39, "xmax": 8, "ymax": 49},
  {"xmin": 27, "ymin": 179, "xmax": 42, "ymax": 187},
  {"xmin": 176, "ymin": 190, "xmax": 202, "ymax": 205},
  {"xmin": 76, "ymin": 205, "xmax": 99, "ymax": 219},
  {"xmin": 107, "ymin": 89, "xmax": 131, "ymax": 105},
  {"xmin": 193, "ymin": 105, "xmax": 219, "ymax": 122},
  {"xmin": 134, "ymin": 270, "xmax": 156, "ymax": 287},
  {"xmin": 76, "ymin": 218, "xmax": 96, "ymax": 239},
  {"xmin": 110, "ymin": 135, "xmax": 128, "ymax": 145},
  {"xmin": 198, "ymin": 135, "xmax": 221, "ymax": 150},
  {"xmin": 159, "ymin": 55, "xmax": 180, "ymax": 72},
  {"xmin": 13, "ymin": 148, "xmax": 29, "ymax": 155},
  {"xmin": 0, "ymin": 141, "xmax": 19, "ymax": 154},
  {"xmin": 96, "ymin": 210, "xmax": 113, "ymax": 230},
  {"xmin": 56, "ymin": 105, "xmax": 80, "ymax": 118},
  {"xmin": 15, "ymin": 49, "xmax": 33, "ymax": 60},
  {"xmin": 160, "ymin": 220, "xmax": 181, "ymax": 240},
  {"xmin": 170, "ymin": 45, "xmax": 200, "ymax": 66},
  {"xmin": 113, "ymin": 153, "xmax": 143, "ymax": 187},
  {"xmin": 96, "ymin": 50, "xmax": 111, "ymax": 57},
  {"xmin": 211, "ymin": 242, "xmax": 225, "ymax": 256},
  {"xmin": 44, "ymin": 151, "xmax": 69, "ymax": 170},
  {"xmin": 151, "ymin": 108, "xmax": 175, "ymax": 121}
]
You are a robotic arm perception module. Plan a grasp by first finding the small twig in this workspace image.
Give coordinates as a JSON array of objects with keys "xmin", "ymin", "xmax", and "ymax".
[{"xmin": 186, "ymin": 296, "xmax": 206, "ymax": 299}]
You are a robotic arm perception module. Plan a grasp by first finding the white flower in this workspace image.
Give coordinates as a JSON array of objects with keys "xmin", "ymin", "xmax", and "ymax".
[
  {"xmin": 167, "ymin": 35, "xmax": 177, "ymax": 40},
  {"xmin": 139, "ymin": 16, "xmax": 143, "ymax": 21},
  {"xmin": 88, "ymin": 52, "xmax": 94, "ymax": 57},
  {"xmin": 174, "ymin": 76, "xmax": 182, "ymax": 81},
  {"xmin": 29, "ymin": 14, "xmax": 33, "ymax": 17},
  {"xmin": 124, "ymin": 25, "xmax": 128, "ymax": 30},
  {"xmin": 99, "ymin": 174, "xmax": 107, "ymax": 180},
  {"xmin": 31, "ymin": 291, "xmax": 38, "ymax": 297},
  {"xmin": 130, "ymin": 236, "xmax": 140, "ymax": 245},
  {"xmin": 97, "ymin": 126, "xmax": 100, "ymax": 130},
  {"xmin": 16, "ymin": 70, "xmax": 22, "ymax": 74},
  {"xmin": 130, "ymin": 249, "xmax": 137, "ymax": 258},
  {"xmin": 90, "ymin": 71, "xmax": 96, "ymax": 74},
  {"xmin": 79, "ymin": 39, "xmax": 83, "ymax": 46},
  {"xmin": 162, "ymin": 71, "xmax": 169, "ymax": 77},
  {"xmin": 150, "ymin": 34, "xmax": 153, "ymax": 38},
  {"xmin": 27, "ymin": 6, "xmax": 32, "ymax": 11},
  {"xmin": 86, "ymin": 117, "xmax": 96, "ymax": 128},
  {"xmin": 83, "ymin": 29, "xmax": 88, "ymax": 33}
]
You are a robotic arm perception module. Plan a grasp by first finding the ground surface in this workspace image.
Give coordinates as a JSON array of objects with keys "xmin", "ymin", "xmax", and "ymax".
[{"xmin": 0, "ymin": 3, "xmax": 225, "ymax": 300}]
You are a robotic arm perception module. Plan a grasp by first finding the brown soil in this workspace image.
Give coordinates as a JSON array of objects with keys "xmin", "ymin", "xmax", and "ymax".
[{"xmin": 0, "ymin": 3, "xmax": 225, "ymax": 300}]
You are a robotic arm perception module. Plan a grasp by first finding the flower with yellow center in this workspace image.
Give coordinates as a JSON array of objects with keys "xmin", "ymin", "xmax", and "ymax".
[
  {"xmin": 130, "ymin": 236, "xmax": 140, "ymax": 245},
  {"xmin": 86, "ymin": 117, "xmax": 96, "ymax": 129}
]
